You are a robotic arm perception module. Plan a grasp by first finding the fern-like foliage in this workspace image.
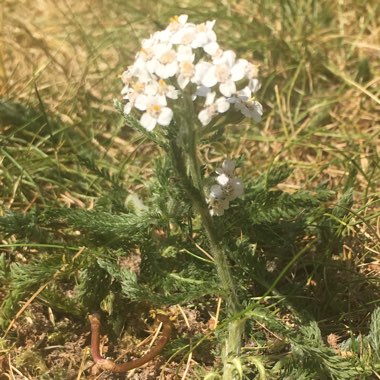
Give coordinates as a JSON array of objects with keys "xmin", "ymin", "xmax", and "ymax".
[
  {"xmin": 0, "ymin": 254, "xmax": 66, "ymax": 328},
  {"xmin": 247, "ymin": 307, "xmax": 380, "ymax": 379},
  {"xmin": 286, "ymin": 322, "xmax": 366, "ymax": 380},
  {"xmin": 0, "ymin": 210, "xmax": 46, "ymax": 241},
  {"xmin": 97, "ymin": 255, "xmax": 218, "ymax": 305},
  {"xmin": 368, "ymin": 307, "xmax": 380, "ymax": 361}
]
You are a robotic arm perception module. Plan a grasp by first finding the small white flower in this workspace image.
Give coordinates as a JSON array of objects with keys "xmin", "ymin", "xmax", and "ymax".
[
  {"xmin": 235, "ymin": 98, "xmax": 263, "ymax": 122},
  {"xmin": 209, "ymin": 199, "xmax": 229, "ymax": 216},
  {"xmin": 145, "ymin": 79, "xmax": 179, "ymax": 100},
  {"xmin": 209, "ymin": 184, "xmax": 224, "ymax": 199},
  {"xmin": 207, "ymin": 159, "xmax": 244, "ymax": 216},
  {"xmin": 122, "ymin": 81, "xmax": 147, "ymax": 115},
  {"xmin": 228, "ymin": 87, "xmax": 263, "ymax": 122},
  {"xmin": 223, "ymin": 177, "xmax": 244, "ymax": 200},
  {"xmin": 208, "ymin": 184, "xmax": 230, "ymax": 216},
  {"xmin": 194, "ymin": 50, "xmax": 247, "ymax": 97},
  {"xmin": 171, "ymin": 23, "xmax": 197, "ymax": 46},
  {"xmin": 176, "ymin": 45, "xmax": 195, "ymax": 89},
  {"xmin": 147, "ymin": 44, "xmax": 178, "ymax": 79},
  {"xmin": 170, "ymin": 18, "xmax": 216, "ymax": 50},
  {"xmin": 198, "ymin": 92, "xmax": 230, "ymax": 126},
  {"xmin": 192, "ymin": 20, "xmax": 217, "ymax": 49},
  {"xmin": 167, "ymin": 14, "xmax": 189, "ymax": 33},
  {"xmin": 192, "ymin": 61, "xmax": 213, "ymax": 86},
  {"xmin": 136, "ymin": 95, "xmax": 173, "ymax": 131}
]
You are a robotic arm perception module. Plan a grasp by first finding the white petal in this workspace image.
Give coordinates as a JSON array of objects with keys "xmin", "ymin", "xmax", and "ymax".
[
  {"xmin": 140, "ymin": 113, "xmax": 157, "ymax": 131},
  {"xmin": 134, "ymin": 94, "xmax": 148, "ymax": 111},
  {"xmin": 205, "ymin": 91, "xmax": 216, "ymax": 106},
  {"xmin": 216, "ymin": 97, "xmax": 230, "ymax": 113},
  {"xmin": 238, "ymin": 86, "xmax": 252, "ymax": 99},
  {"xmin": 193, "ymin": 61, "xmax": 212, "ymax": 84},
  {"xmin": 214, "ymin": 50, "xmax": 236, "ymax": 66},
  {"xmin": 160, "ymin": 95, "xmax": 169, "ymax": 106},
  {"xmin": 249, "ymin": 78, "xmax": 261, "ymax": 93},
  {"xmin": 231, "ymin": 178, "xmax": 244, "ymax": 198},
  {"xmin": 251, "ymin": 101, "xmax": 263, "ymax": 120},
  {"xmin": 242, "ymin": 101, "xmax": 263, "ymax": 122},
  {"xmin": 124, "ymin": 102, "xmax": 133, "ymax": 115},
  {"xmin": 222, "ymin": 160, "xmax": 236, "ymax": 175},
  {"xmin": 219, "ymin": 81, "xmax": 236, "ymax": 97},
  {"xmin": 146, "ymin": 59, "xmax": 158, "ymax": 75},
  {"xmin": 157, "ymin": 107, "xmax": 173, "ymax": 126},
  {"xmin": 177, "ymin": 45, "xmax": 194, "ymax": 62},
  {"xmin": 177, "ymin": 74, "xmax": 189, "ymax": 89},
  {"xmin": 166, "ymin": 87, "xmax": 179, "ymax": 99},
  {"xmin": 201, "ymin": 66, "xmax": 218, "ymax": 88},
  {"xmin": 145, "ymin": 82, "xmax": 158, "ymax": 95},
  {"xmin": 217, "ymin": 173, "xmax": 229, "ymax": 186},
  {"xmin": 178, "ymin": 14, "xmax": 188, "ymax": 24},
  {"xmin": 210, "ymin": 184, "xmax": 223, "ymax": 198},
  {"xmin": 230, "ymin": 60, "xmax": 246, "ymax": 81},
  {"xmin": 168, "ymin": 62, "xmax": 179, "ymax": 77},
  {"xmin": 206, "ymin": 20, "xmax": 216, "ymax": 30},
  {"xmin": 198, "ymin": 108, "xmax": 213, "ymax": 126},
  {"xmin": 156, "ymin": 62, "xmax": 176, "ymax": 79},
  {"xmin": 191, "ymin": 33, "xmax": 208, "ymax": 49},
  {"xmin": 203, "ymin": 41, "xmax": 219, "ymax": 56}
]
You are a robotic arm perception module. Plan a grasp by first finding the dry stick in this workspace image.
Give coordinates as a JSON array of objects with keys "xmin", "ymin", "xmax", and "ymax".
[{"xmin": 89, "ymin": 313, "xmax": 172, "ymax": 373}]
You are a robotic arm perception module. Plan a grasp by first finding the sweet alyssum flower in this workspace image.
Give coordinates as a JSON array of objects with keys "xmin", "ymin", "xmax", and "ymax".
[
  {"xmin": 121, "ymin": 14, "xmax": 263, "ymax": 130},
  {"xmin": 208, "ymin": 160, "xmax": 244, "ymax": 216}
]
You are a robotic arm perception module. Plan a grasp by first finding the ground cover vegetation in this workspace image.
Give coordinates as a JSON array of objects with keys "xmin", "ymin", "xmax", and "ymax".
[{"xmin": 0, "ymin": 1, "xmax": 379, "ymax": 379}]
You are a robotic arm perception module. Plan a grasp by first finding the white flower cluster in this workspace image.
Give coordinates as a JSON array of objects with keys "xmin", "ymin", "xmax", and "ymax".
[
  {"xmin": 121, "ymin": 15, "xmax": 263, "ymax": 131},
  {"xmin": 208, "ymin": 160, "xmax": 244, "ymax": 216}
]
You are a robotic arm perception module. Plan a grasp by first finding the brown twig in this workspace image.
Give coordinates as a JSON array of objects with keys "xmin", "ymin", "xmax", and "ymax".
[{"xmin": 89, "ymin": 313, "xmax": 172, "ymax": 373}]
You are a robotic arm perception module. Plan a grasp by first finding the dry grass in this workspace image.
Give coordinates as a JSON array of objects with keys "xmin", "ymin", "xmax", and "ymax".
[{"xmin": 0, "ymin": 0, "xmax": 379, "ymax": 378}]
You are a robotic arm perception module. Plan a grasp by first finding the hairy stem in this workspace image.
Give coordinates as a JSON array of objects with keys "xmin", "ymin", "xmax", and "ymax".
[
  {"xmin": 169, "ymin": 140, "xmax": 243, "ymax": 379},
  {"xmin": 183, "ymin": 93, "xmax": 203, "ymax": 191}
]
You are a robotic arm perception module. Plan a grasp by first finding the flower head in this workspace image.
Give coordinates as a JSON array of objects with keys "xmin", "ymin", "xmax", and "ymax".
[
  {"xmin": 208, "ymin": 159, "xmax": 244, "ymax": 216},
  {"xmin": 121, "ymin": 15, "xmax": 263, "ymax": 131}
]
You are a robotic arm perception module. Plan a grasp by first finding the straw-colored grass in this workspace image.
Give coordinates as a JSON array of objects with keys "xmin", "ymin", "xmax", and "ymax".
[{"xmin": 1, "ymin": 0, "xmax": 379, "ymax": 378}]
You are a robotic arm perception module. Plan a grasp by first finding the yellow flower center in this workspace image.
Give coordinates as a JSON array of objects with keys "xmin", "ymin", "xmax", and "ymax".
[
  {"xmin": 132, "ymin": 82, "xmax": 145, "ymax": 92},
  {"xmin": 160, "ymin": 50, "xmax": 176, "ymax": 64},
  {"xmin": 149, "ymin": 104, "xmax": 162, "ymax": 117},
  {"xmin": 216, "ymin": 65, "xmax": 230, "ymax": 82},
  {"xmin": 180, "ymin": 61, "xmax": 194, "ymax": 77}
]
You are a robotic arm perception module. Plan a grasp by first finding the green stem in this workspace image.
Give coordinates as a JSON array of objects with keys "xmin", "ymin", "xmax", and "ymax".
[
  {"xmin": 187, "ymin": 127, "xmax": 202, "ymax": 191},
  {"xmin": 183, "ymin": 93, "xmax": 202, "ymax": 191},
  {"xmin": 169, "ymin": 140, "xmax": 243, "ymax": 379}
]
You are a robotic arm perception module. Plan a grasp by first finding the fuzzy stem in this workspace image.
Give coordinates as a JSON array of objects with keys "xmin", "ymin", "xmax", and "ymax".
[
  {"xmin": 183, "ymin": 93, "xmax": 202, "ymax": 191},
  {"xmin": 169, "ymin": 140, "xmax": 243, "ymax": 379},
  {"xmin": 187, "ymin": 127, "xmax": 202, "ymax": 191}
]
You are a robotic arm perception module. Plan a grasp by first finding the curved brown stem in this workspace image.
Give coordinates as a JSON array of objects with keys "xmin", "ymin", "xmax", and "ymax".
[{"xmin": 89, "ymin": 313, "xmax": 172, "ymax": 373}]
